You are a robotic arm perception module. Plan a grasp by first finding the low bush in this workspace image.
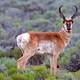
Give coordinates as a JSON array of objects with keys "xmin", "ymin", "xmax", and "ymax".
[
  {"xmin": 7, "ymin": 67, "xmax": 17, "ymax": 75},
  {"xmin": 0, "ymin": 48, "xmax": 22, "ymax": 60},
  {"xmin": 12, "ymin": 73, "xmax": 28, "ymax": 80},
  {"xmin": 66, "ymin": 50, "xmax": 80, "ymax": 72},
  {"xmin": 45, "ymin": 74, "xmax": 57, "ymax": 80},
  {"xmin": 0, "ymin": 65, "xmax": 7, "ymax": 72},
  {"xmin": 59, "ymin": 47, "xmax": 77, "ymax": 67},
  {"xmin": 32, "ymin": 66, "xmax": 48, "ymax": 79},
  {"xmin": 0, "ymin": 57, "xmax": 16, "ymax": 69},
  {"xmin": 57, "ymin": 70, "xmax": 76, "ymax": 80},
  {"xmin": 0, "ymin": 55, "xmax": 79, "ymax": 80},
  {"xmin": 0, "ymin": 73, "xmax": 5, "ymax": 80},
  {"xmin": 0, "ymin": 57, "xmax": 56, "ymax": 80},
  {"xmin": 0, "ymin": 51, "xmax": 7, "ymax": 58},
  {"xmin": 73, "ymin": 70, "xmax": 80, "ymax": 80},
  {"xmin": 8, "ymin": 48, "xmax": 22, "ymax": 59}
]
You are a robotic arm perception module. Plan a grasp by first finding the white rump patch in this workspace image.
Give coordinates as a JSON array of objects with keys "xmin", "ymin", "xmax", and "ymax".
[{"xmin": 16, "ymin": 33, "xmax": 30, "ymax": 49}]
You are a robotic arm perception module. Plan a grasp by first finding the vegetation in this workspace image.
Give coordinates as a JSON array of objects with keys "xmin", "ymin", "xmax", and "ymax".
[
  {"xmin": 0, "ymin": 0, "xmax": 80, "ymax": 80},
  {"xmin": 0, "ymin": 57, "xmax": 79, "ymax": 80}
]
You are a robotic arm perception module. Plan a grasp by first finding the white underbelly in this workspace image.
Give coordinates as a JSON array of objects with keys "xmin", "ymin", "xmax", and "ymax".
[{"xmin": 36, "ymin": 41, "xmax": 54, "ymax": 55}]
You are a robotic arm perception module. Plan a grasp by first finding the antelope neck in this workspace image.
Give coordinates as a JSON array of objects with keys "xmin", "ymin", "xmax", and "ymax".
[{"xmin": 59, "ymin": 26, "xmax": 72, "ymax": 46}]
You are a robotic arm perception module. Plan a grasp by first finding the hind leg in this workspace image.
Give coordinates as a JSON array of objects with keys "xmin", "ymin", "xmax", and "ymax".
[{"xmin": 17, "ymin": 48, "xmax": 35, "ymax": 70}]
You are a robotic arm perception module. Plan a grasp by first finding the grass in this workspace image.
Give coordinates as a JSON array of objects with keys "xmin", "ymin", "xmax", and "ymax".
[{"xmin": 0, "ymin": 57, "xmax": 79, "ymax": 80}]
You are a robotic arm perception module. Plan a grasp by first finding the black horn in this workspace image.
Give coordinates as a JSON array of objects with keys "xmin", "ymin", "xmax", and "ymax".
[
  {"xmin": 71, "ymin": 5, "xmax": 78, "ymax": 19},
  {"xmin": 59, "ymin": 5, "xmax": 65, "ymax": 20}
]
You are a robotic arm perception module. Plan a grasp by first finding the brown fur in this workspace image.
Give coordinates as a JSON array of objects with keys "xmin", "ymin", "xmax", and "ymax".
[
  {"xmin": 29, "ymin": 32, "xmax": 66, "ymax": 48},
  {"xmin": 17, "ymin": 28, "xmax": 71, "ymax": 75}
]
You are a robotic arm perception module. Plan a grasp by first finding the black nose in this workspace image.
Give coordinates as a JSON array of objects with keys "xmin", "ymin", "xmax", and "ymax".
[
  {"xmin": 67, "ymin": 27, "xmax": 71, "ymax": 30},
  {"xmin": 66, "ymin": 24, "xmax": 71, "ymax": 30}
]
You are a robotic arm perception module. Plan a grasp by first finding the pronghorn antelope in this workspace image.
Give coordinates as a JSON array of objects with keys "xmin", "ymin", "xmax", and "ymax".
[{"xmin": 16, "ymin": 5, "xmax": 78, "ymax": 75}]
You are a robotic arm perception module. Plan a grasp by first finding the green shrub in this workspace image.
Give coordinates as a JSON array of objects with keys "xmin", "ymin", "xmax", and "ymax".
[
  {"xmin": 0, "ymin": 65, "xmax": 7, "ymax": 72},
  {"xmin": 45, "ymin": 74, "xmax": 57, "ymax": 80},
  {"xmin": 76, "ymin": 40, "xmax": 80, "ymax": 49},
  {"xmin": 59, "ymin": 47, "xmax": 77, "ymax": 67},
  {"xmin": 4, "ymin": 77, "xmax": 13, "ymax": 80},
  {"xmin": 0, "ymin": 51, "xmax": 7, "ymax": 58},
  {"xmin": 0, "ymin": 48, "xmax": 22, "ymax": 59},
  {"xmin": 57, "ymin": 70, "xmax": 75, "ymax": 80},
  {"xmin": 7, "ymin": 67, "xmax": 17, "ymax": 75},
  {"xmin": 55, "ymin": 19, "xmax": 62, "ymax": 31},
  {"xmin": 24, "ymin": 72, "xmax": 36, "ymax": 80},
  {"xmin": 0, "ymin": 73, "xmax": 5, "ymax": 80},
  {"xmin": 23, "ymin": 66, "xmax": 57, "ymax": 80},
  {"xmin": 8, "ymin": 48, "xmax": 22, "ymax": 59},
  {"xmin": 12, "ymin": 73, "xmax": 27, "ymax": 80},
  {"xmin": 32, "ymin": 66, "xmax": 49, "ymax": 79},
  {"xmin": 0, "ymin": 57, "xmax": 16, "ymax": 69},
  {"xmin": 20, "ymin": 66, "xmax": 48, "ymax": 80},
  {"xmin": 73, "ymin": 70, "xmax": 80, "ymax": 80},
  {"xmin": 0, "ymin": 73, "xmax": 12, "ymax": 80}
]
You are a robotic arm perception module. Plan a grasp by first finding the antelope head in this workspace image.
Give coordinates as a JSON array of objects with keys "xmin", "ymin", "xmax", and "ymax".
[{"xmin": 59, "ymin": 5, "xmax": 78, "ymax": 33}]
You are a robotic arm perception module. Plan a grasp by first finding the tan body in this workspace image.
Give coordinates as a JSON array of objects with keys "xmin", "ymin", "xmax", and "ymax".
[{"xmin": 17, "ymin": 29, "xmax": 71, "ymax": 75}]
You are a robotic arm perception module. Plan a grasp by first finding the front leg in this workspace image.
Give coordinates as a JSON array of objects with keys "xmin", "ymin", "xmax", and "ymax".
[
  {"xmin": 50, "ymin": 56, "xmax": 58, "ymax": 75},
  {"xmin": 51, "ymin": 51, "xmax": 61, "ymax": 75},
  {"xmin": 53, "ymin": 56, "xmax": 58, "ymax": 75}
]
